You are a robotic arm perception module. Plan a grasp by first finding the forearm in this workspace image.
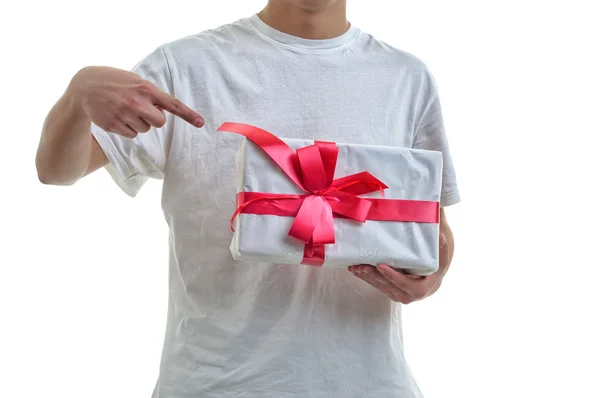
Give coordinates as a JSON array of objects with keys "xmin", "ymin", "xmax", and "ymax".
[
  {"xmin": 440, "ymin": 208, "xmax": 455, "ymax": 265},
  {"xmin": 36, "ymin": 82, "xmax": 93, "ymax": 185}
]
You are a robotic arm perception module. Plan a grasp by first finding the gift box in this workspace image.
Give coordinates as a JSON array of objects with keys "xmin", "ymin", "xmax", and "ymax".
[{"xmin": 218, "ymin": 123, "xmax": 443, "ymax": 275}]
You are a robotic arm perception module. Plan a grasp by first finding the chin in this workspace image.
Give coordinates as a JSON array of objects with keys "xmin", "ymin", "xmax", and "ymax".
[{"xmin": 286, "ymin": 0, "xmax": 342, "ymax": 11}]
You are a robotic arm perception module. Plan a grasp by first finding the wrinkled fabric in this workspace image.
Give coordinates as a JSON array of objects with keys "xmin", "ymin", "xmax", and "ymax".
[{"xmin": 91, "ymin": 14, "xmax": 460, "ymax": 398}]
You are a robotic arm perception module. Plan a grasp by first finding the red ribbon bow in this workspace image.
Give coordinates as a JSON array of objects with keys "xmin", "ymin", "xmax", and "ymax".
[{"xmin": 218, "ymin": 122, "xmax": 440, "ymax": 266}]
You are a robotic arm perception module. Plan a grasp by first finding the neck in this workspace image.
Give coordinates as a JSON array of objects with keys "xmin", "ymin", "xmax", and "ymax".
[{"xmin": 258, "ymin": 0, "xmax": 349, "ymax": 40}]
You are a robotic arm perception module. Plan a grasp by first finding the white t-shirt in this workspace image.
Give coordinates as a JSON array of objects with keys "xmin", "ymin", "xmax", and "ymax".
[{"xmin": 92, "ymin": 14, "xmax": 460, "ymax": 398}]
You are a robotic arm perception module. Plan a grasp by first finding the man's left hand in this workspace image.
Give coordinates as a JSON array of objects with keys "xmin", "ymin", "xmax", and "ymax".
[{"xmin": 348, "ymin": 232, "xmax": 450, "ymax": 304}]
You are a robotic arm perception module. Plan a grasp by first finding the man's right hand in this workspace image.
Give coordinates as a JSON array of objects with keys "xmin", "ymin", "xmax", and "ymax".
[
  {"xmin": 36, "ymin": 66, "xmax": 205, "ymax": 185},
  {"xmin": 69, "ymin": 66, "xmax": 204, "ymax": 138}
]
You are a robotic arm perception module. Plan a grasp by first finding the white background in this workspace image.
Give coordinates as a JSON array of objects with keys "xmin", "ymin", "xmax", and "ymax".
[{"xmin": 2, "ymin": 1, "xmax": 599, "ymax": 397}]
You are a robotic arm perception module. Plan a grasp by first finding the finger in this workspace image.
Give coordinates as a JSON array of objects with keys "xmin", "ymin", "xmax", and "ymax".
[
  {"xmin": 438, "ymin": 233, "xmax": 450, "ymax": 270},
  {"xmin": 137, "ymin": 105, "xmax": 167, "ymax": 128},
  {"xmin": 124, "ymin": 116, "xmax": 151, "ymax": 133},
  {"xmin": 153, "ymin": 91, "xmax": 204, "ymax": 127},
  {"xmin": 377, "ymin": 263, "xmax": 431, "ymax": 297},
  {"xmin": 350, "ymin": 268, "xmax": 414, "ymax": 303},
  {"xmin": 352, "ymin": 264, "xmax": 389, "ymax": 279},
  {"xmin": 400, "ymin": 269, "xmax": 425, "ymax": 279},
  {"xmin": 369, "ymin": 279, "xmax": 399, "ymax": 299},
  {"xmin": 417, "ymin": 233, "xmax": 450, "ymax": 283},
  {"xmin": 350, "ymin": 265, "xmax": 402, "ymax": 294},
  {"xmin": 107, "ymin": 123, "xmax": 138, "ymax": 139},
  {"xmin": 381, "ymin": 283, "xmax": 413, "ymax": 304},
  {"xmin": 352, "ymin": 269, "xmax": 395, "ymax": 296}
]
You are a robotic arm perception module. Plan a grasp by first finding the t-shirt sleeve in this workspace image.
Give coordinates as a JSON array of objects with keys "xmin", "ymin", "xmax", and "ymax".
[
  {"xmin": 91, "ymin": 45, "xmax": 175, "ymax": 197},
  {"xmin": 412, "ymin": 74, "xmax": 461, "ymax": 208}
]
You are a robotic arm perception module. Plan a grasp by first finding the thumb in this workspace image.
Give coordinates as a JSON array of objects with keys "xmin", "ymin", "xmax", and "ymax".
[
  {"xmin": 439, "ymin": 233, "xmax": 447, "ymax": 248},
  {"xmin": 438, "ymin": 232, "xmax": 450, "ymax": 269}
]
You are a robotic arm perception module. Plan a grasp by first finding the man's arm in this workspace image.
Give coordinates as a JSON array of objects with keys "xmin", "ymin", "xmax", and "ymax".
[
  {"xmin": 35, "ymin": 65, "xmax": 204, "ymax": 186},
  {"xmin": 440, "ymin": 208, "xmax": 454, "ymax": 265},
  {"xmin": 35, "ymin": 81, "xmax": 108, "ymax": 185}
]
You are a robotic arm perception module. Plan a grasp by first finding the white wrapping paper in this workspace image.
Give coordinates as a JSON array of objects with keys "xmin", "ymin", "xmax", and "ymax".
[{"xmin": 230, "ymin": 138, "xmax": 443, "ymax": 275}]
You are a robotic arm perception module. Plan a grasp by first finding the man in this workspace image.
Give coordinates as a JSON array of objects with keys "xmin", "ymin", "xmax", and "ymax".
[{"xmin": 36, "ymin": 0, "xmax": 460, "ymax": 396}]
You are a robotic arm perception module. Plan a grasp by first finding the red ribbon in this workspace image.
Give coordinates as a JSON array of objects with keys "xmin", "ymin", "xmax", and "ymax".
[{"xmin": 218, "ymin": 122, "xmax": 440, "ymax": 266}]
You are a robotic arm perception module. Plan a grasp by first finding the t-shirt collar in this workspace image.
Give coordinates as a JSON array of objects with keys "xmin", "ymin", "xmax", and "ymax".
[{"xmin": 247, "ymin": 13, "xmax": 359, "ymax": 50}]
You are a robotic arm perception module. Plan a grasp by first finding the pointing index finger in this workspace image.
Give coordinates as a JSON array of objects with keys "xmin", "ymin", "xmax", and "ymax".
[{"xmin": 153, "ymin": 90, "xmax": 204, "ymax": 127}]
